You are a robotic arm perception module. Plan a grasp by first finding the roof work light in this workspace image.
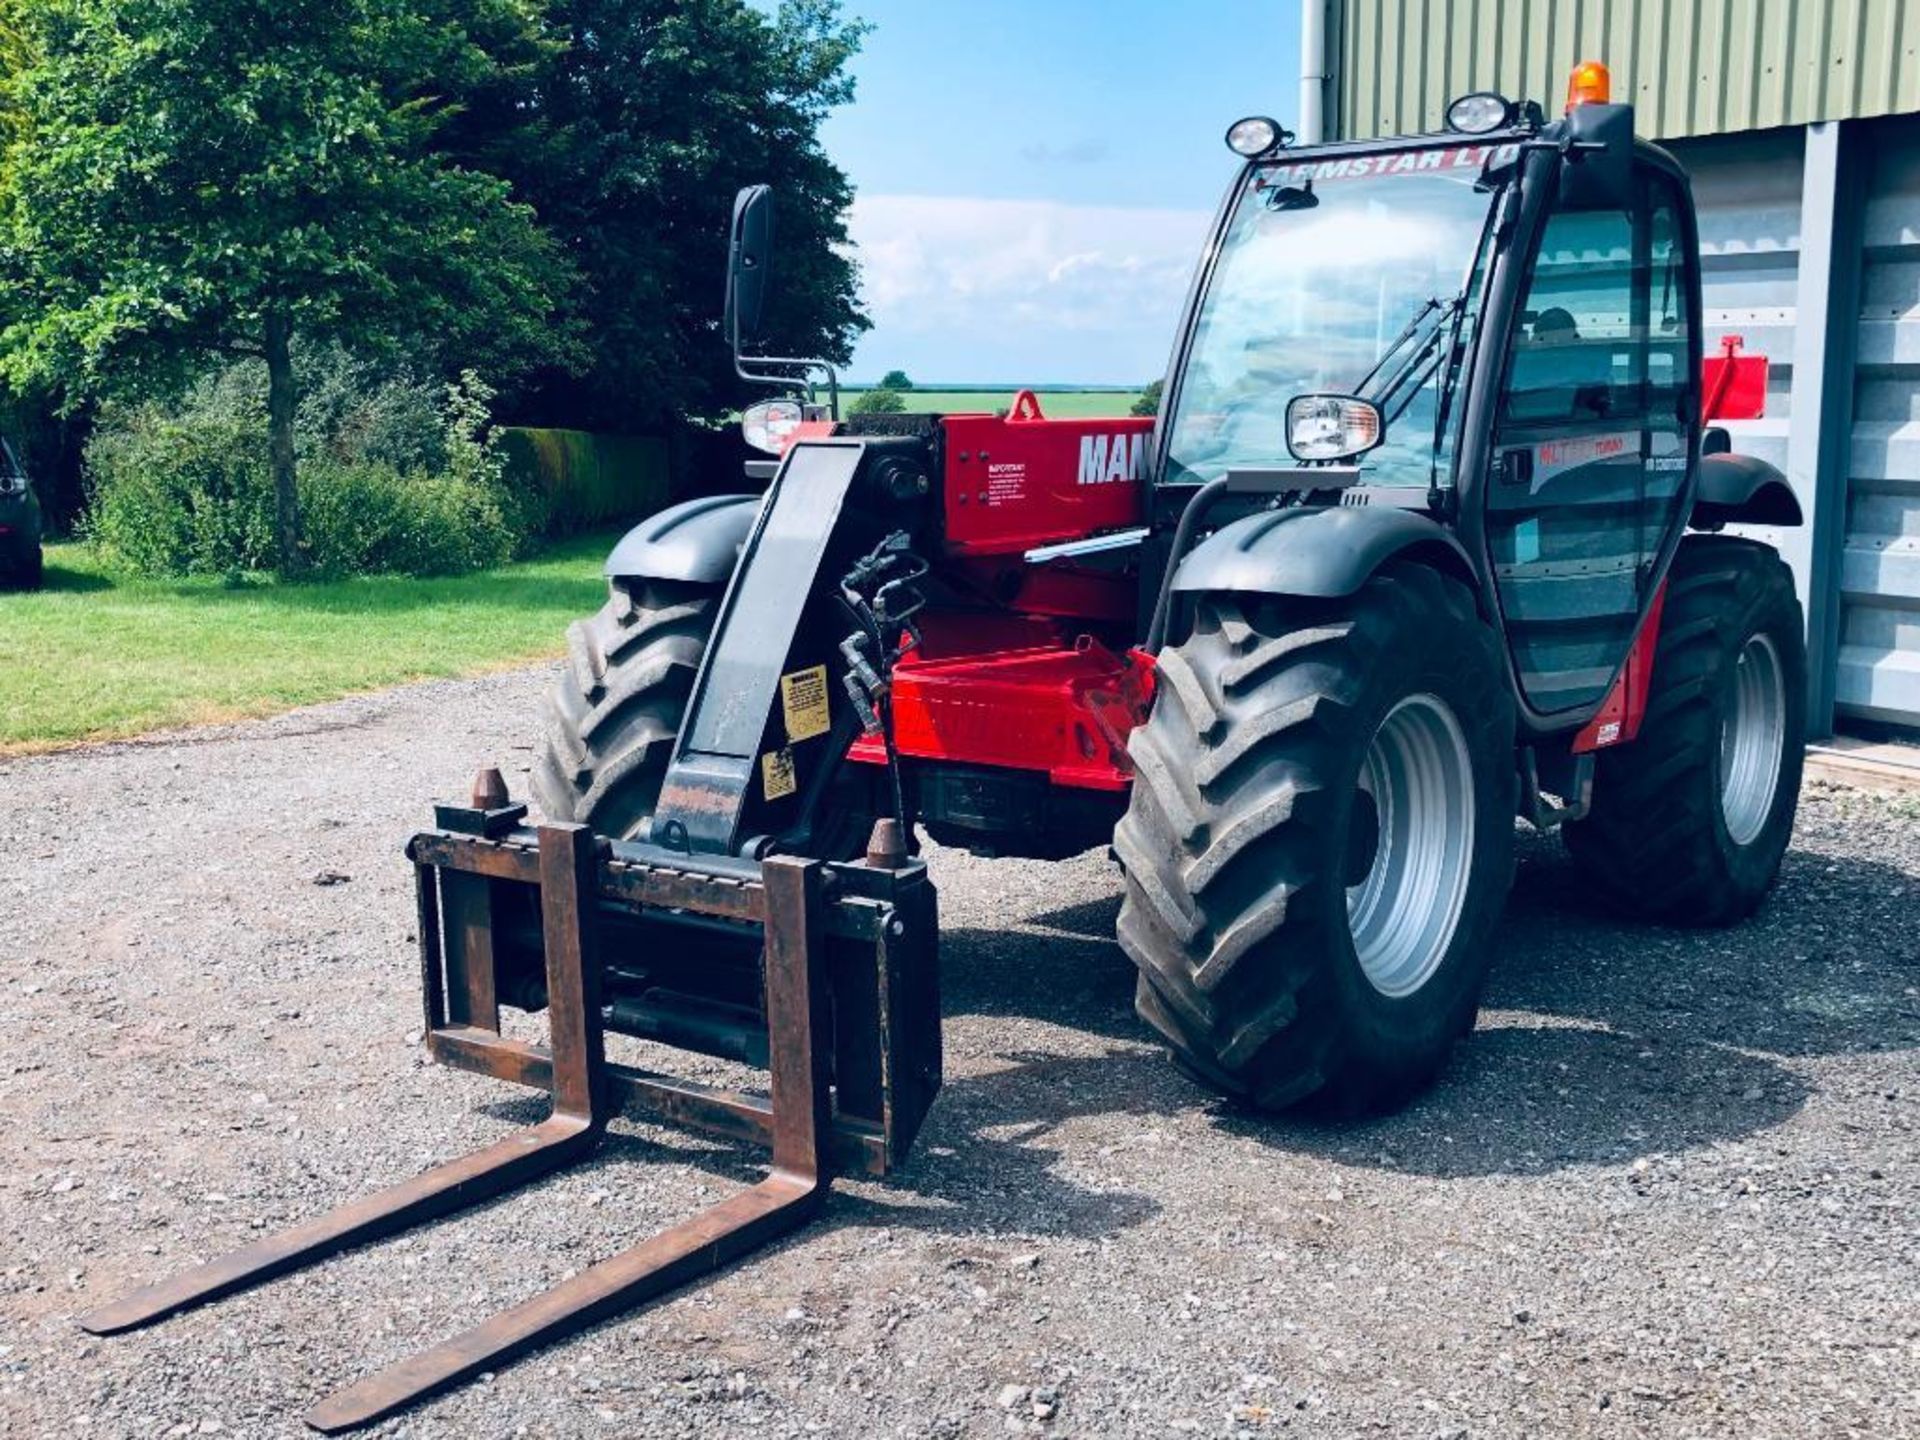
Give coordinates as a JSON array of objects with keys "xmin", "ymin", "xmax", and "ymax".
[
  {"xmin": 1225, "ymin": 116, "xmax": 1290, "ymax": 157},
  {"xmin": 1444, "ymin": 91, "xmax": 1515, "ymax": 134},
  {"xmin": 1566, "ymin": 59, "xmax": 1612, "ymax": 111}
]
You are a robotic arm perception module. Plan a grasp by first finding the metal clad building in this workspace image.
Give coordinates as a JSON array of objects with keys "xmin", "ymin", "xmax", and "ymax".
[
  {"xmin": 1332, "ymin": 0, "xmax": 1920, "ymax": 143},
  {"xmin": 1317, "ymin": 0, "xmax": 1920, "ymax": 736}
]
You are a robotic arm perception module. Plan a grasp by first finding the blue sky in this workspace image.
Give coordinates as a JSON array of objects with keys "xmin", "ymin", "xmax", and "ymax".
[{"xmin": 812, "ymin": 2, "xmax": 1301, "ymax": 385}]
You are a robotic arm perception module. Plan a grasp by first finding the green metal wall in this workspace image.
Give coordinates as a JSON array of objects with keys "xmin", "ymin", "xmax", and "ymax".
[{"xmin": 1332, "ymin": 0, "xmax": 1920, "ymax": 142}]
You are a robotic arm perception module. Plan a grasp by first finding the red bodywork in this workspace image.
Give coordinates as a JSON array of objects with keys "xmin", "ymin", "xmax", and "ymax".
[
  {"xmin": 843, "ymin": 393, "xmax": 1156, "ymax": 789},
  {"xmin": 1702, "ymin": 334, "xmax": 1768, "ymax": 422},
  {"xmin": 1572, "ymin": 582, "xmax": 1666, "ymax": 752},
  {"xmin": 940, "ymin": 390, "xmax": 1146, "ymax": 558},
  {"xmin": 849, "ymin": 622, "xmax": 1154, "ymax": 791}
]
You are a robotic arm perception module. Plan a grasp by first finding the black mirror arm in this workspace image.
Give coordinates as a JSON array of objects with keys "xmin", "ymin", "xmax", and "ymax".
[{"xmin": 735, "ymin": 352, "xmax": 842, "ymax": 421}]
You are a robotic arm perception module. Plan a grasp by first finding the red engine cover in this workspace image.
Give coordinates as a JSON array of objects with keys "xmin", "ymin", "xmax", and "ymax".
[{"xmin": 939, "ymin": 390, "xmax": 1151, "ymax": 556}]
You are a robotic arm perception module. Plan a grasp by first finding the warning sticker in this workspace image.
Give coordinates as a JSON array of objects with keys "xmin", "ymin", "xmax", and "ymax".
[
  {"xmin": 762, "ymin": 747, "xmax": 797, "ymax": 801},
  {"xmin": 780, "ymin": 664, "xmax": 831, "ymax": 743},
  {"xmin": 985, "ymin": 460, "xmax": 1027, "ymax": 506}
]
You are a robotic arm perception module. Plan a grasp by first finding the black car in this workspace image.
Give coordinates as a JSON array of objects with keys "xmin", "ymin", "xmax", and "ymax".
[{"xmin": 0, "ymin": 438, "xmax": 43, "ymax": 589}]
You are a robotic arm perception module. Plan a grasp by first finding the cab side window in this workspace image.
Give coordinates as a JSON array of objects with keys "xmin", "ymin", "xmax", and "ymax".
[
  {"xmin": 1641, "ymin": 182, "xmax": 1694, "ymax": 534},
  {"xmin": 1504, "ymin": 207, "xmax": 1640, "ymax": 426},
  {"xmin": 1487, "ymin": 165, "xmax": 1692, "ymax": 715}
]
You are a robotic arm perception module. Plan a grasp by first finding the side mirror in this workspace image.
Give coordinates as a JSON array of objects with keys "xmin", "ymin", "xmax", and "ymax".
[
  {"xmin": 1285, "ymin": 394, "xmax": 1384, "ymax": 461},
  {"xmin": 724, "ymin": 184, "xmax": 775, "ymax": 352},
  {"xmin": 1559, "ymin": 102, "xmax": 1634, "ymax": 211}
]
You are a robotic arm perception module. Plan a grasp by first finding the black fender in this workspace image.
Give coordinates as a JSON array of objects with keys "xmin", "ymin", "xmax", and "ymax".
[
  {"xmin": 1692, "ymin": 452, "xmax": 1803, "ymax": 529},
  {"xmin": 1170, "ymin": 504, "xmax": 1477, "ymax": 602},
  {"xmin": 603, "ymin": 493, "xmax": 758, "ymax": 584}
]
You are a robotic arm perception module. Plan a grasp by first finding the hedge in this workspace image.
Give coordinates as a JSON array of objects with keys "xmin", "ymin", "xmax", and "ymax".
[{"xmin": 498, "ymin": 427, "xmax": 670, "ymax": 536}]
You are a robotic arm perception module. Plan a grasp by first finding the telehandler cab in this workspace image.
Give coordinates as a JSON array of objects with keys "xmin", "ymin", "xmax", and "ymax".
[{"xmin": 86, "ymin": 63, "xmax": 1804, "ymax": 1430}]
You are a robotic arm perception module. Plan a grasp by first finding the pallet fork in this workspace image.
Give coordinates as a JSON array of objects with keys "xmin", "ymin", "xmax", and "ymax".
[{"xmin": 81, "ymin": 773, "xmax": 940, "ymax": 1432}]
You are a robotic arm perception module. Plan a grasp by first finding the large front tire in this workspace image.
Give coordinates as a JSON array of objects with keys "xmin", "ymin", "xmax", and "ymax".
[
  {"xmin": 531, "ymin": 578, "xmax": 718, "ymax": 839},
  {"xmin": 1116, "ymin": 565, "xmax": 1515, "ymax": 1114},
  {"xmin": 1564, "ymin": 537, "xmax": 1804, "ymax": 924}
]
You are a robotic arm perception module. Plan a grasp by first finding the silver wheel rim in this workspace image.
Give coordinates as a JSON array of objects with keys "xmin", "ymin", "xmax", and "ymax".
[
  {"xmin": 1719, "ymin": 631, "xmax": 1786, "ymax": 847},
  {"xmin": 1346, "ymin": 693, "xmax": 1476, "ymax": 998}
]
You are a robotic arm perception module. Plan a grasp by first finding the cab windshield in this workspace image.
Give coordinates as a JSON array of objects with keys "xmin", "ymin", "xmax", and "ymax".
[{"xmin": 1164, "ymin": 144, "xmax": 1510, "ymax": 488}]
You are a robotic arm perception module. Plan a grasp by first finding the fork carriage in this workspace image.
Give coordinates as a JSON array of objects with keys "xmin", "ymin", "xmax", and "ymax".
[{"xmin": 83, "ymin": 782, "xmax": 939, "ymax": 1433}]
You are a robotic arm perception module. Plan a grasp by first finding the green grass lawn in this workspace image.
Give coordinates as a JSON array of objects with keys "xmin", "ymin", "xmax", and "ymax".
[
  {"xmin": 0, "ymin": 533, "xmax": 616, "ymax": 754},
  {"xmin": 851, "ymin": 388, "xmax": 1143, "ymax": 418}
]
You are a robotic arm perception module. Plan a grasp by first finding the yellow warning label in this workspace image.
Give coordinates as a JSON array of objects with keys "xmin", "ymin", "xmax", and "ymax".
[
  {"xmin": 762, "ymin": 747, "xmax": 797, "ymax": 800},
  {"xmin": 780, "ymin": 664, "xmax": 832, "ymax": 743}
]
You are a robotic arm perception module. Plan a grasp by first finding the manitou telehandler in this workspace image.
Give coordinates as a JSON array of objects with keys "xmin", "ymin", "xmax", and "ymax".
[{"xmin": 86, "ymin": 62, "xmax": 1805, "ymax": 1429}]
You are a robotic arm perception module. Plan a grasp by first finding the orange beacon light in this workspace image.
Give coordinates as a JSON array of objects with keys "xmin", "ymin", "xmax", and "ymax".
[{"xmin": 1566, "ymin": 60, "xmax": 1612, "ymax": 111}]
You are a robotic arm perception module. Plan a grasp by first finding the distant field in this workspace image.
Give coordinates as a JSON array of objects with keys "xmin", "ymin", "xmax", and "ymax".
[{"xmin": 848, "ymin": 388, "xmax": 1143, "ymax": 418}]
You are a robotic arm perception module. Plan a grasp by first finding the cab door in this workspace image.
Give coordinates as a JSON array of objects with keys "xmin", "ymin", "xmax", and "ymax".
[{"xmin": 1484, "ymin": 165, "xmax": 1694, "ymax": 715}]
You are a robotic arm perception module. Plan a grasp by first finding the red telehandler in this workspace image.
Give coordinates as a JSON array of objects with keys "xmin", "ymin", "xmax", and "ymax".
[{"xmin": 85, "ymin": 62, "xmax": 1802, "ymax": 1430}]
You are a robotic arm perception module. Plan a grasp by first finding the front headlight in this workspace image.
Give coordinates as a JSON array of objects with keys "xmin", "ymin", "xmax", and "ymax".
[
  {"xmin": 1285, "ymin": 395, "xmax": 1383, "ymax": 461},
  {"xmin": 742, "ymin": 399, "xmax": 803, "ymax": 455}
]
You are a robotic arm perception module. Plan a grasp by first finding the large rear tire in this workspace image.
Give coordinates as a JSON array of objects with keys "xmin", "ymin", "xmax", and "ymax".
[
  {"xmin": 1116, "ymin": 565, "xmax": 1515, "ymax": 1114},
  {"xmin": 531, "ymin": 578, "xmax": 718, "ymax": 839},
  {"xmin": 1564, "ymin": 536, "xmax": 1804, "ymax": 924}
]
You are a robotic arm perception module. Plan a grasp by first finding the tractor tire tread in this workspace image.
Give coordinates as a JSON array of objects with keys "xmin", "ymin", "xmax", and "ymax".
[
  {"xmin": 1117, "ymin": 564, "xmax": 1514, "ymax": 1114},
  {"xmin": 531, "ymin": 579, "xmax": 719, "ymax": 838},
  {"xmin": 1564, "ymin": 536, "xmax": 1804, "ymax": 926}
]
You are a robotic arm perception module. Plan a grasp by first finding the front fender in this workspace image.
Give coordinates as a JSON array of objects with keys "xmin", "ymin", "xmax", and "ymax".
[
  {"xmin": 1171, "ymin": 504, "xmax": 1475, "ymax": 600},
  {"xmin": 1692, "ymin": 453, "xmax": 1803, "ymax": 529},
  {"xmin": 603, "ymin": 494, "xmax": 759, "ymax": 585}
]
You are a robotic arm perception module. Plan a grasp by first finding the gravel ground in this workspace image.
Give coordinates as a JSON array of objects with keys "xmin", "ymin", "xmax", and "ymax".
[{"xmin": 3, "ymin": 666, "xmax": 1917, "ymax": 1439}]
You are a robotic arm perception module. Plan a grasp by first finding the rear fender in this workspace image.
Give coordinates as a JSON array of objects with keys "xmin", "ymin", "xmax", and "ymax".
[
  {"xmin": 604, "ymin": 494, "xmax": 759, "ymax": 585},
  {"xmin": 1691, "ymin": 453, "xmax": 1802, "ymax": 530},
  {"xmin": 1170, "ymin": 504, "xmax": 1477, "ymax": 606}
]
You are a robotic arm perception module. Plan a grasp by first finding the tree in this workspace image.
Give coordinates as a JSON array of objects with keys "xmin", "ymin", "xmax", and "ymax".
[
  {"xmin": 0, "ymin": 0, "xmax": 575, "ymax": 572},
  {"xmin": 1131, "ymin": 378, "xmax": 1164, "ymax": 417},
  {"xmin": 453, "ymin": 0, "xmax": 870, "ymax": 434},
  {"xmin": 0, "ymin": 0, "xmax": 29, "ymax": 166},
  {"xmin": 879, "ymin": 369, "xmax": 913, "ymax": 391},
  {"xmin": 850, "ymin": 386, "xmax": 905, "ymax": 416}
]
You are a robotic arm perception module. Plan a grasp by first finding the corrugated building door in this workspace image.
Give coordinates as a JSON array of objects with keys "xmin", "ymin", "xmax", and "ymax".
[{"xmin": 1842, "ymin": 113, "xmax": 1920, "ymax": 729}]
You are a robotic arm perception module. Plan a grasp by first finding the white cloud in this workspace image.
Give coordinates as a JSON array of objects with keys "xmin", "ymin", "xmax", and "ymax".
[{"xmin": 843, "ymin": 194, "xmax": 1212, "ymax": 385}]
